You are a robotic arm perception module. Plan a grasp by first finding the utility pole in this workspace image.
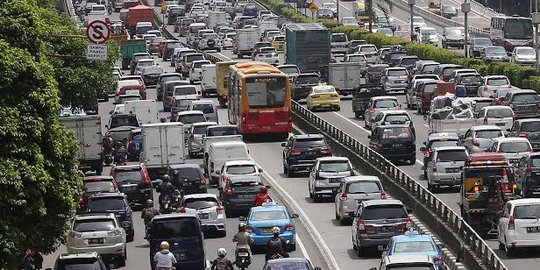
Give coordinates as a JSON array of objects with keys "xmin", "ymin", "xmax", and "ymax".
[
  {"xmin": 462, "ymin": 0, "xmax": 471, "ymax": 58},
  {"xmin": 408, "ymin": 0, "xmax": 415, "ymax": 42},
  {"xmin": 336, "ymin": 0, "xmax": 340, "ymax": 23},
  {"xmin": 533, "ymin": 12, "xmax": 540, "ymax": 69}
]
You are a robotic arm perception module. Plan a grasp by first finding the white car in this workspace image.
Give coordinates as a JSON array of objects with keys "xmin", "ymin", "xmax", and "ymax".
[
  {"xmin": 477, "ymin": 105, "xmax": 514, "ymax": 132},
  {"xmin": 66, "ymin": 213, "xmax": 127, "ymax": 266},
  {"xmin": 89, "ymin": 4, "xmax": 107, "ymax": 15},
  {"xmin": 142, "ymin": 34, "xmax": 157, "ymax": 48},
  {"xmin": 418, "ymin": 27, "xmax": 438, "ymax": 45},
  {"xmin": 179, "ymin": 193, "xmax": 227, "ymax": 237},
  {"xmin": 409, "ymin": 16, "xmax": 427, "ymax": 29},
  {"xmin": 370, "ymin": 110, "xmax": 413, "ymax": 132},
  {"xmin": 254, "ymin": 47, "xmax": 279, "ymax": 64},
  {"xmin": 341, "ymin": 16, "xmax": 358, "ymax": 26},
  {"xmin": 218, "ymin": 160, "xmax": 262, "ymax": 191},
  {"xmin": 511, "ymin": 46, "xmax": 536, "ymax": 65},
  {"xmin": 498, "ymin": 198, "xmax": 540, "ymax": 257},
  {"xmin": 134, "ymin": 59, "xmax": 157, "ymax": 75},
  {"xmin": 477, "ymin": 75, "xmax": 511, "ymax": 98},
  {"xmin": 189, "ymin": 60, "xmax": 212, "ymax": 83},
  {"xmin": 112, "ymin": 104, "xmax": 125, "ymax": 114},
  {"xmin": 222, "ymin": 32, "xmax": 236, "ymax": 49},
  {"xmin": 321, "ymin": 2, "xmax": 337, "ymax": 14}
]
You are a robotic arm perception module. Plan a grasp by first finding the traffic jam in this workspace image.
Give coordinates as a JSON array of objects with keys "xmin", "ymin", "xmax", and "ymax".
[{"xmin": 46, "ymin": 0, "xmax": 540, "ymax": 269}]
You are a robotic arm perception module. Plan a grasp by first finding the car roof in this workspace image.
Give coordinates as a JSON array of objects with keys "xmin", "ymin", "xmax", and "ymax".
[
  {"xmin": 169, "ymin": 163, "xmax": 200, "ymax": 170},
  {"xmin": 84, "ymin": 175, "xmax": 115, "ymax": 181},
  {"xmin": 482, "ymin": 105, "xmax": 512, "ymax": 110},
  {"xmin": 293, "ymin": 133, "xmax": 324, "ymax": 139},
  {"xmin": 428, "ymin": 132, "xmax": 459, "ymax": 141},
  {"xmin": 178, "ymin": 110, "xmax": 204, "ymax": 116},
  {"xmin": 374, "ymin": 124, "xmax": 411, "ymax": 129},
  {"xmin": 316, "ymin": 156, "xmax": 349, "ymax": 162},
  {"xmin": 386, "ymin": 67, "xmax": 407, "ymax": 71},
  {"xmin": 494, "ymin": 137, "xmax": 530, "ymax": 143},
  {"xmin": 433, "ymin": 146, "xmax": 467, "ymax": 152},
  {"xmin": 266, "ymin": 258, "xmax": 311, "ymax": 265},
  {"xmin": 89, "ymin": 192, "xmax": 125, "ymax": 199},
  {"xmin": 224, "ymin": 160, "xmax": 256, "ymax": 166},
  {"xmin": 192, "ymin": 121, "xmax": 217, "ymax": 127},
  {"xmin": 372, "ymin": 96, "xmax": 398, "ymax": 100},
  {"xmin": 191, "ymin": 100, "xmax": 215, "ymax": 105},
  {"xmin": 58, "ymin": 252, "xmax": 100, "ymax": 260},
  {"xmin": 509, "ymin": 198, "xmax": 540, "ymax": 206},
  {"xmin": 384, "ymin": 254, "xmax": 435, "ymax": 265},
  {"xmin": 393, "ymin": 233, "xmax": 434, "ymax": 243},
  {"xmin": 515, "ymin": 118, "xmax": 540, "ymax": 123},
  {"xmin": 343, "ymin": 175, "xmax": 380, "ymax": 182},
  {"xmin": 469, "ymin": 125, "xmax": 503, "ymax": 131},
  {"xmin": 378, "ymin": 110, "xmax": 409, "ymax": 116},
  {"xmin": 363, "ymin": 199, "xmax": 403, "ymax": 206},
  {"xmin": 510, "ymin": 89, "xmax": 537, "ymax": 94},
  {"xmin": 152, "ymin": 213, "xmax": 199, "ymax": 220},
  {"xmin": 211, "ymin": 141, "xmax": 247, "ymax": 148},
  {"xmin": 183, "ymin": 193, "xmax": 218, "ymax": 200},
  {"xmin": 74, "ymin": 212, "xmax": 116, "ymax": 220},
  {"xmin": 113, "ymin": 164, "xmax": 142, "ymax": 171}
]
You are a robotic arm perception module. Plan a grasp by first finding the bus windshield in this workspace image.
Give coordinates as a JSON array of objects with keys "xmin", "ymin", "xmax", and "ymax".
[
  {"xmin": 504, "ymin": 19, "xmax": 533, "ymax": 39},
  {"xmin": 245, "ymin": 76, "xmax": 287, "ymax": 108}
]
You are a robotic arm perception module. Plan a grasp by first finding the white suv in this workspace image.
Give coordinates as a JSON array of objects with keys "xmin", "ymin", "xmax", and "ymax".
[
  {"xmin": 66, "ymin": 213, "xmax": 127, "ymax": 267},
  {"xmin": 179, "ymin": 193, "xmax": 227, "ymax": 237},
  {"xmin": 498, "ymin": 198, "xmax": 540, "ymax": 257}
]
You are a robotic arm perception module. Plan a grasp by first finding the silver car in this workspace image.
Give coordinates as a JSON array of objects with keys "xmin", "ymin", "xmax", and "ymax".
[
  {"xmin": 334, "ymin": 176, "xmax": 385, "ymax": 225},
  {"xmin": 487, "ymin": 137, "xmax": 532, "ymax": 166},
  {"xmin": 66, "ymin": 213, "xmax": 127, "ymax": 267},
  {"xmin": 180, "ymin": 193, "xmax": 227, "ymax": 237},
  {"xmin": 308, "ymin": 157, "xmax": 355, "ymax": 202},
  {"xmin": 461, "ymin": 125, "xmax": 505, "ymax": 153},
  {"xmin": 381, "ymin": 67, "xmax": 409, "ymax": 93},
  {"xmin": 188, "ymin": 100, "xmax": 219, "ymax": 123},
  {"xmin": 173, "ymin": 110, "xmax": 207, "ymax": 133},
  {"xmin": 188, "ymin": 121, "xmax": 218, "ymax": 158},
  {"xmin": 363, "ymin": 96, "xmax": 401, "ymax": 129},
  {"xmin": 426, "ymin": 146, "xmax": 468, "ymax": 191}
]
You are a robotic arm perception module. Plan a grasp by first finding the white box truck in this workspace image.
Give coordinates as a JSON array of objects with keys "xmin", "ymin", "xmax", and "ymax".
[
  {"xmin": 59, "ymin": 115, "xmax": 103, "ymax": 174},
  {"xmin": 201, "ymin": 64, "xmax": 217, "ymax": 97},
  {"xmin": 328, "ymin": 62, "xmax": 363, "ymax": 96},
  {"xmin": 207, "ymin": 11, "xmax": 228, "ymax": 29},
  {"xmin": 141, "ymin": 122, "xmax": 185, "ymax": 179},
  {"xmin": 124, "ymin": 100, "xmax": 159, "ymax": 125},
  {"xmin": 233, "ymin": 28, "xmax": 259, "ymax": 58}
]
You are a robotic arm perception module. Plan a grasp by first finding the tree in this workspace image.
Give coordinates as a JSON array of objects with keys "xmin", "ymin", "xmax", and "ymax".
[{"xmin": 366, "ymin": 0, "xmax": 393, "ymax": 33}]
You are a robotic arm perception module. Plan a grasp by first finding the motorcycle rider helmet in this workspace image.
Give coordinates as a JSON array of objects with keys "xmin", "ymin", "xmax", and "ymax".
[
  {"xmin": 162, "ymin": 174, "xmax": 171, "ymax": 182},
  {"xmin": 272, "ymin": 226, "xmax": 280, "ymax": 236},
  {"xmin": 260, "ymin": 186, "xmax": 268, "ymax": 193},
  {"xmin": 217, "ymin": 248, "xmax": 227, "ymax": 257},
  {"xmin": 238, "ymin": 222, "xmax": 246, "ymax": 231},
  {"xmin": 146, "ymin": 199, "xmax": 153, "ymax": 206}
]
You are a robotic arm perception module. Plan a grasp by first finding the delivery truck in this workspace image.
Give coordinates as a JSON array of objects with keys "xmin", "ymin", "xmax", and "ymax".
[
  {"xmin": 59, "ymin": 115, "xmax": 103, "ymax": 174},
  {"xmin": 285, "ymin": 23, "xmax": 331, "ymax": 72},
  {"xmin": 124, "ymin": 100, "xmax": 159, "ymax": 125},
  {"xmin": 328, "ymin": 62, "xmax": 363, "ymax": 96},
  {"xmin": 201, "ymin": 64, "xmax": 217, "ymax": 97},
  {"xmin": 233, "ymin": 28, "xmax": 259, "ymax": 58},
  {"xmin": 207, "ymin": 11, "xmax": 228, "ymax": 29},
  {"xmin": 216, "ymin": 61, "xmax": 238, "ymax": 108},
  {"xmin": 126, "ymin": 5, "xmax": 154, "ymax": 35},
  {"xmin": 141, "ymin": 122, "xmax": 185, "ymax": 180}
]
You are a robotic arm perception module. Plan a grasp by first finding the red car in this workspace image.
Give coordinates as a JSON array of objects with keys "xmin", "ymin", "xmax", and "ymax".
[
  {"xmin": 110, "ymin": 163, "xmax": 152, "ymax": 209},
  {"xmin": 79, "ymin": 176, "xmax": 119, "ymax": 211}
]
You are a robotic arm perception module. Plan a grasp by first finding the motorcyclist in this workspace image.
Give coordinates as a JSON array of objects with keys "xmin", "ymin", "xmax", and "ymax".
[
  {"xmin": 102, "ymin": 136, "xmax": 113, "ymax": 153},
  {"xmin": 141, "ymin": 199, "xmax": 159, "ymax": 228},
  {"xmin": 211, "ymin": 248, "xmax": 234, "ymax": 270},
  {"xmin": 113, "ymin": 141, "xmax": 127, "ymax": 165},
  {"xmin": 157, "ymin": 174, "xmax": 175, "ymax": 210},
  {"xmin": 265, "ymin": 227, "xmax": 289, "ymax": 261},
  {"xmin": 23, "ymin": 248, "xmax": 43, "ymax": 270},
  {"xmin": 254, "ymin": 186, "xmax": 272, "ymax": 206},
  {"xmin": 232, "ymin": 223, "xmax": 253, "ymax": 257},
  {"xmin": 153, "ymin": 241, "xmax": 177, "ymax": 270}
]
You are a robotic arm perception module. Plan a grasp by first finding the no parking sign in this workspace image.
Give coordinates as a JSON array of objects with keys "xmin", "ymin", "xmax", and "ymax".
[{"xmin": 86, "ymin": 20, "xmax": 111, "ymax": 44}]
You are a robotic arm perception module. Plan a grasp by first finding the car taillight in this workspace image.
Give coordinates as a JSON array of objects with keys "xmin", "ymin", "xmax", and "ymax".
[
  {"xmin": 380, "ymin": 191, "xmax": 387, "ymax": 199},
  {"xmin": 290, "ymin": 149, "xmax": 302, "ymax": 155},
  {"xmin": 357, "ymin": 220, "xmax": 368, "ymax": 234},
  {"xmin": 210, "ymin": 162, "xmax": 214, "ymax": 173},
  {"xmin": 320, "ymin": 147, "xmax": 332, "ymax": 154},
  {"xmin": 433, "ymin": 256, "xmax": 443, "ymax": 265},
  {"xmin": 519, "ymin": 133, "xmax": 529, "ymax": 138},
  {"xmin": 225, "ymin": 187, "xmax": 233, "ymax": 196},
  {"xmin": 223, "ymin": 177, "xmax": 231, "ymax": 183},
  {"xmin": 285, "ymin": 223, "xmax": 294, "ymax": 231},
  {"xmin": 178, "ymin": 206, "xmax": 186, "ymax": 213},
  {"xmin": 216, "ymin": 205, "xmax": 224, "ymax": 214},
  {"xmin": 508, "ymin": 216, "xmax": 515, "ymax": 230},
  {"xmin": 330, "ymin": 93, "xmax": 339, "ymax": 97},
  {"xmin": 200, "ymin": 177, "xmax": 207, "ymax": 185},
  {"xmin": 339, "ymin": 192, "xmax": 348, "ymax": 201},
  {"xmin": 312, "ymin": 94, "xmax": 320, "ymax": 98}
]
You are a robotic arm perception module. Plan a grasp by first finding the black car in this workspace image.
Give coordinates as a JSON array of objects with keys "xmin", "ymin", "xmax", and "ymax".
[
  {"xmin": 148, "ymin": 214, "xmax": 206, "ymax": 270},
  {"xmin": 168, "ymin": 164, "xmax": 208, "ymax": 194},
  {"xmin": 441, "ymin": 5, "xmax": 458, "ymax": 19},
  {"xmin": 110, "ymin": 163, "xmax": 152, "ymax": 209},
  {"xmin": 454, "ymin": 73, "xmax": 484, "ymax": 96},
  {"xmin": 508, "ymin": 119, "xmax": 540, "ymax": 151},
  {"xmin": 222, "ymin": 177, "xmax": 264, "ymax": 216},
  {"xmin": 365, "ymin": 64, "xmax": 389, "ymax": 83},
  {"xmin": 50, "ymin": 252, "xmax": 108, "ymax": 270},
  {"xmin": 515, "ymin": 153, "xmax": 540, "ymax": 198},
  {"xmin": 86, "ymin": 193, "xmax": 135, "ymax": 242},
  {"xmin": 141, "ymin": 66, "xmax": 164, "ymax": 87},
  {"xmin": 368, "ymin": 124, "xmax": 416, "ymax": 164},
  {"xmin": 503, "ymin": 89, "xmax": 540, "ymax": 119},
  {"xmin": 292, "ymin": 73, "xmax": 320, "ymax": 101},
  {"xmin": 281, "ymin": 134, "xmax": 332, "ymax": 176}
]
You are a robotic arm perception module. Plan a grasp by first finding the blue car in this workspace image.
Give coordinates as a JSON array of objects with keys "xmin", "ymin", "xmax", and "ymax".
[
  {"xmin": 384, "ymin": 230, "xmax": 445, "ymax": 270},
  {"xmin": 241, "ymin": 203, "xmax": 298, "ymax": 251},
  {"xmin": 127, "ymin": 128, "xmax": 142, "ymax": 162},
  {"xmin": 86, "ymin": 193, "xmax": 135, "ymax": 242}
]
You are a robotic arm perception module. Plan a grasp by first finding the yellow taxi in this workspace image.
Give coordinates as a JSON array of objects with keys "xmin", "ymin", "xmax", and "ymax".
[
  {"xmin": 272, "ymin": 35, "xmax": 285, "ymax": 51},
  {"xmin": 306, "ymin": 83, "xmax": 340, "ymax": 111}
]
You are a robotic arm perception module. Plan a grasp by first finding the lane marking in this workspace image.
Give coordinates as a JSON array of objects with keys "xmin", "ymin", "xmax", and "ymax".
[{"xmin": 296, "ymin": 234, "xmax": 311, "ymax": 262}]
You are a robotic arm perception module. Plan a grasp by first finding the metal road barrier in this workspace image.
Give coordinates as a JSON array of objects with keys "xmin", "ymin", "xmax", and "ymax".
[{"xmin": 291, "ymin": 100, "xmax": 507, "ymax": 270}]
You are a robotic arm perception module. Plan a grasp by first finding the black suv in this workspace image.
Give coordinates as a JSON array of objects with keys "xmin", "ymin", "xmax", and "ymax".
[
  {"xmin": 368, "ymin": 125, "xmax": 416, "ymax": 164},
  {"xmin": 515, "ymin": 153, "xmax": 540, "ymax": 198},
  {"xmin": 86, "ymin": 193, "xmax": 135, "ymax": 242},
  {"xmin": 292, "ymin": 73, "xmax": 320, "ymax": 101},
  {"xmin": 110, "ymin": 163, "xmax": 152, "ymax": 209},
  {"xmin": 222, "ymin": 178, "xmax": 265, "ymax": 217},
  {"xmin": 48, "ymin": 252, "xmax": 108, "ymax": 270},
  {"xmin": 508, "ymin": 119, "xmax": 540, "ymax": 151},
  {"xmin": 168, "ymin": 164, "xmax": 208, "ymax": 194},
  {"xmin": 503, "ymin": 89, "xmax": 540, "ymax": 119},
  {"xmin": 281, "ymin": 134, "xmax": 332, "ymax": 177}
]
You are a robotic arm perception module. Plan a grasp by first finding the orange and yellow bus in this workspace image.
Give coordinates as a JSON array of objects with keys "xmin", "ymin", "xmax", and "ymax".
[{"xmin": 227, "ymin": 62, "xmax": 292, "ymax": 137}]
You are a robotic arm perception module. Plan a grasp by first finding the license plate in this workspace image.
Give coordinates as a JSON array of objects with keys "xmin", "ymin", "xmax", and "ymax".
[
  {"xmin": 262, "ymin": 227, "xmax": 273, "ymax": 233},
  {"xmin": 393, "ymin": 144, "xmax": 403, "ymax": 147},
  {"xmin": 126, "ymin": 90, "xmax": 139, "ymax": 96},
  {"xmin": 379, "ymin": 226, "xmax": 394, "ymax": 233},
  {"xmin": 198, "ymin": 213, "xmax": 209, "ymax": 219},
  {"xmin": 446, "ymin": 168, "xmax": 460, "ymax": 173},
  {"xmin": 183, "ymin": 182, "xmax": 191, "ymax": 186},
  {"xmin": 527, "ymin": 226, "xmax": 540, "ymax": 233},
  {"xmin": 329, "ymin": 178, "xmax": 341, "ymax": 183},
  {"xmin": 495, "ymin": 122, "xmax": 505, "ymax": 126},
  {"xmin": 238, "ymin": 252, "xmax": 249, "ymax": 256},
  {"xmin": 88, "ymin": 238, "xmax": 104, "ymax": 244}
]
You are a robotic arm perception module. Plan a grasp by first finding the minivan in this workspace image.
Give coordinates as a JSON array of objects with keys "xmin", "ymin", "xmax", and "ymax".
[
  {"xmin": 207, "ymin": 141, "xmax": 250, "ymax": 186},
  {"xmin": 135, "ymin": 22, "xmax": 153, "ymax": 38},
  {"xmin": 148, "ymin": 213, "xmax": 206, "ymax": 270}
]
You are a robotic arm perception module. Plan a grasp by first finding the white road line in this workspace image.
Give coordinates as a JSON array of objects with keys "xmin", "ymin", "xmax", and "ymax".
[
  {"xmin": 296, "ymin": 234, "xmax": 311, "ymax": 262},
  {"xmin": 254, "ymin": 162, "xmax": 341, "ymax": 270}
]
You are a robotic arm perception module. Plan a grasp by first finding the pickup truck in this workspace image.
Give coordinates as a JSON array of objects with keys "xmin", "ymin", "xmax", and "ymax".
[{"xmin": 351, "ymin": 83, "xmax": 386, "ymax": 119}]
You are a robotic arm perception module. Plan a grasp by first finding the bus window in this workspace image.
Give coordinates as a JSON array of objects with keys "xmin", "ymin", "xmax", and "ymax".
[{"xmin": 245, "ymin": 77, "xmax": 287, "ymax": 108}]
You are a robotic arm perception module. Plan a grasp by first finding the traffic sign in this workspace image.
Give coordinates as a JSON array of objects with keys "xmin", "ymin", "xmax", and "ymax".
[
  {"xmin": 86, "ymin": 20, "xmax": 110, "ymax": 44},
  {"xmin": 308, "ymin": 2, "xmax": 318, "ymax": 13},
  {"xmin": 86, "ymin": 44, "xmax": 108, "ymax": 60}
]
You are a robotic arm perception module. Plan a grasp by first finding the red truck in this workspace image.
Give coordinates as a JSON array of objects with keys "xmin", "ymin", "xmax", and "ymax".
[{"xmin": 126, "ymin": 5, "xmax": 154, "ymax": 35}]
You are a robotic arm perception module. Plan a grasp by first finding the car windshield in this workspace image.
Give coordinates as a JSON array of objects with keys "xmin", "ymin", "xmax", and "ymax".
[
  {"xmin": 266, "ymin": 262, "xmax": 311, "ymax": 270},
  {"xmin": 319, "ymin": 161, "xmax": 350, "ymax": 172},
  {"xmin": 461, "ymin": 75, "xmax": 482, "ymax": 83},
  {"xmin": 486, "ymin": 108, "xmax": 513, "ymax": 118},
  {"xmin": 227, "ymin": 165, "xmax": 256, "ymax": 174},
  {"xmin": 369, "ymin": 65, "xmax": 389, "ymax": 72},
  {"xmin": 138, "ymin": 60, "xmax": 154, "ymax": 67},
  {"xmin": 436, "ymin": 150, "xmax": 467, "ymax": 162},
  {"xmin": 184, "ymin": 197, "xmax": 218, "ymax": 210},
  {"xmin": 486, "ymin": 47, "xmax": 507, "ymax": 55},
  {"xmin": 294, "ymin": 138, "xmax": 326, "ymax": 148},
  {"xmin": 193, "ymin": 125, "xmax": 211, "ymax": 134},
  {"xmin": 423, "ymin": 64, "xmax": 438, "ymax": 72},
  {"xmin": 386, "ymin": 267, "xmax": 434, "ymax": 270},
  {"xmin": 359, "ymin": 46, "xmax": 377, "ymax": 53},
  {"xmin": 394, "ymin": 241, "xmax": 436, "ymax": 253},
  {"xmin": 517, "ymin": 48, "xmax": 535, "ymax": 55},
  {"xmin": 513, "ymin": 93, "xmax": 540, "ymax": 103},
  {"xmin": 362, "ymin": 205, "xmax": 407, "ymax": 219},
  {"xmin": 422, "ymin": 29, "xmax": 437, "ymax": 35},
  {"xmin": 152, "ymin": 218, "xmax": 200, "ymax": 238},
  {"xmin": 443, "ymin": 5, "xmax": 456, "ymax": 11},
  {"xmin": 55, "ymin": 258, "xmax": 100, "ymax": 270},
  {"xmin": 332, "ymin": 34, "xmax": 347, "ymax": 42},
  {"xmin": 73, "ymin": 219, "xmax": 115, "ymax": 232},
  {"xmin": 207, "ymin": 126, "xmax": 238, "ymax": 136},
  {"xmin": 296, "ymin": 76, "xmax": 319, "ymax": 84},
  {"xmin": 513, "ymin": 204, "xmax": 540, "ymax": 219},
  {"xmin": 388, "ymin": 69, "xmax": 407, "ymax": 76},
  {"xmin": 429, "ymin": 140, "xmax": 459, "ymax": 149},
  {"xmin": 186, "ymin": 54, "xmax": 204, "ymax": 62},
  {"xmin": 447, "ymin": 28, "xmax": 462, "ymax": 35},
  {"xmin": 178, "ymin": 114, "xmax": 206, "ymax": 124},
  {"xmin": 84, "ymin": 181, "xmax": 116, "ymax": 193},
  {"xmin": 174, "ymin": 98, "xmax": 195, "ymax": 107},
  {"xmin": 167, "ymin": 42, "xmax": 181, "ymax": 49},
  {"xmin": 161, "ymin": 75, "xmax": 182, "ymax": 83},
  {"xmin": 487, "ymin": 78, "xmax": 509, "ymax": 86},
  {"xmin": 115, "ymin": 170, "xmax": 143, "ymax": 184},
  {"xmin": 499, "ymin": 141, "xmax": 531, "ymax": 153},
  {"xmin": 172, "ymin": 167, "xmax": 201, "ymax": 181},
  {"xmin": 474, "ymin": 38, "xmax": 492, "ymax": 46},
  {"xmin": 192, "ymin": 103, "xmax": 214, "ymax": 114},
  {"xmin": 279, "ymin": 67, "xmax": 300, "ymax": 75},
  {"xmin": 521, "ymin": 121, "xmax": 540, "ymax": 132},
  {"xmin": 374, "ymin": 99, "xmax": 399, "ymax": 108},
  {"xmin": 109, "ymin": 115, "xmax": 139, "ymax": 129},
  {"xmin": 385, "ymin": 115, "xmax": 410, "ymax": 124},
  {"xmin": 347, "ymin": 181, "xmax": 381, "ymax": 193},
  {"xmin": 380, "ymin": 127, "xmax": 412, "ymax": 139},
  {"xmin": 475, "ymin": 130, "xmax": 504, "ymax": 138},
  {"xmin": 348, "ymin": 55, "xmax": 366, "ymax": 63},
  {"xmin": 193, "ymin": 61, "xmax": 211, "ymax": 68},
  {"xmin": 250, "ymin": 210, "xmax": 287, "ymax": 221},
  {"xmin": 88, "ymin": 198, "xmax": 125, "ymax": 211},
  {"xmin": 175, "ymin": 86, "xmax": 197, "ymax": 95},
  {"xmin": 400, "ymin": 58, "xmax": 418, "ymax": 65}
]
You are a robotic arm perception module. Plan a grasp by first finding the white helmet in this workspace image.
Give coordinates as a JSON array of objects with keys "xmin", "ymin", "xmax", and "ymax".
[
  {"xmin": 272, "ymin": 226, "xmax": 280, "ymax": 235},
  {"xmin": 217, "ymin": 248, "xmax": 227, "ymax": 257}
]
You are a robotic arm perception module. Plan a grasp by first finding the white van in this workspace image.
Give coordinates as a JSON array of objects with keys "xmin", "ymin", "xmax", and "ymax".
[
  {"xmin": 124, "ymin": 100, "xmax": 159, "ymax": 125},
  {"xmin": 207, "ymin": 141, "xmax": 250, "ymax": 186},
  {"xmin": 201, "ymin": 64, "xmax": 217, "ymax": 97}
]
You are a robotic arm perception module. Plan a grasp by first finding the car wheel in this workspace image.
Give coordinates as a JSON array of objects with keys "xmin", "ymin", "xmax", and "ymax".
[
  {"xmin": 117, "ymin": 249, "xmax": 127, "ymax": 267},
  {"xmin": 354, "ymin": 111, "xmax": 360, "ymax": 119},
  {"xmin": 335, "ymin": 210, "xmax": 340, "ymax": 220},
  {"xmin": 287, "ymin": 166, "xmax": 294, "ymax": 177},
  {"xmin": 506, "ymin": 243, "xmax": 516, "ymax": 257},
  {"xmin": 409, "ymin": 156, "xmax": 416, "ymax": 165},
  {"xmin": 288, "ymin": 242, "xmax": 296, "ymax": 251},
  {"xmin": 356, "ymin": 244, "xmax": 364, "ymax": 257},
  {"xmin": 498, "ymin": 241, "xmax": 505, "ymax": 251}
]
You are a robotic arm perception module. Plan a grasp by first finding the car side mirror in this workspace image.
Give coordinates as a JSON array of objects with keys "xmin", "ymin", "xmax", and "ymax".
[
  {"xmin": 258, "ymin": 168, "xmax": 263, "ymax": 173},
  {"xmin": 239, "ymin": 216, "xmax": 247, "ymax": 221},
  {"xmin": 406, "ymin": 208, "xmax": 413, "ymax": 214},
  {"xmin": 419, "ymin": 146, "xmax": 426, "ymax": 152},
  {"xmin": 367, "ymin": 135, "xmax": 371, "ymax": 139},
  {"xmin": 291, "ymin": 213, "xmax": 299, "ymax": 218},
  {"xmin": 437, "ymin": 243, "xmax": 445, "ymax": 249},
  {"xmin": 105, "ymin": 124, "xmax": 108, "ymax": 129},
  {"xmin": 281, "ymin": 142, "xmax": 286, "ymax": 147}
]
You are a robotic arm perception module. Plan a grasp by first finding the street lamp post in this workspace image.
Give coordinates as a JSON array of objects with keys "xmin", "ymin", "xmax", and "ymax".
[
  {"xmin": 462, "ymin": 1, "xmax": 471, "ymax": 58},
  {"xmin": 408, "ymin": 0, "xmax": 415, "ymax": 42},
  {"xmin": 336, "ymin": 0, "xmax": 340, "ymax": 23},
  {"xmin": 532, "ymin": 12, "xmax": 540, "ymax": 69}
]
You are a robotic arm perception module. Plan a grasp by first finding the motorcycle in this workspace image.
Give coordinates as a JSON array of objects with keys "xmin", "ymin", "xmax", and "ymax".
[
  {"xmin": 234, "ymin": 247, "xmax": 251, "ymax": 270},
  {"xmin": 103, "ymin": 152, "xmax": 114, "ymax": 166},
  {"xmin": 159, "ymin": 195, "xmax": 171, "ymax": 214}
]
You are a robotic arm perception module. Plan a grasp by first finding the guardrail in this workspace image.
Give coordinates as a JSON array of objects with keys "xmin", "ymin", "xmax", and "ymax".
[{"xmin": 291, "ymin": 100, "xmax": 507, "ymax": 270}]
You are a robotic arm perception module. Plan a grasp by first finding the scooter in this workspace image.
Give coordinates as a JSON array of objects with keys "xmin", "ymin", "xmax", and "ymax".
[
  {"xmin": 159, "ymin": 195, "xmax": 172, "ymax": 214},
  {"xmin": 234, "ymin": 247, "xmax": 251, "ymax": 270}
]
